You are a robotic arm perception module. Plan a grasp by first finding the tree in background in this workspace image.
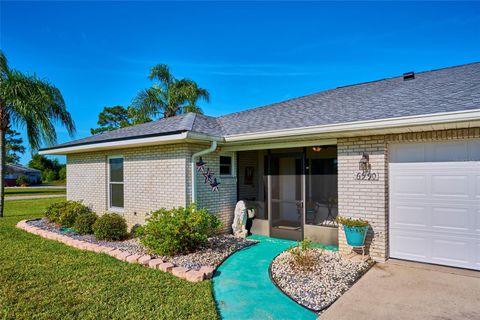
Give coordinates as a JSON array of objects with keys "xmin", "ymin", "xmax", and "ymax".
[
  {"xmin": 132, "ymin": 64, "xmax": 209, "ymax": 119},
  {"xmin": 5, "ymin": 129, "xmax": 25, "ymax": 164},
  {"xmin": 0, "ymin": 51, "xmax": 75, "ymax": 216},
  {"xmin": 28, "ymin": 154, "xmax": 62, "ymax": 182},
  {"xmin": 90, "ymin": 105, "xmax": 151, "ymax": 135},
  {"xmin": 58, "ymin": 166, "xmax": 67, "ymax": 181}
]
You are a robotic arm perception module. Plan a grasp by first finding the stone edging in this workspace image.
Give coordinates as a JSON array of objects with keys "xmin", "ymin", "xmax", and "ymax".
[{"xmin": 16, "ymin": 220, "xmax": 214, "ymax": 283}]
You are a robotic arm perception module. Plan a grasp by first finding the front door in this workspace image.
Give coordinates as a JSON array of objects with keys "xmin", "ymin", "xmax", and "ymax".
[{"xmin": 268, "ymin": 152, "xmax": 304, "ymax": 241}]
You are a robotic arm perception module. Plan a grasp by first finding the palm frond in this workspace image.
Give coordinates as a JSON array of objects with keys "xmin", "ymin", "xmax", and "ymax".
[
  {"xmin": 149, "ymin": 64, "xmax": 174, "ymax": 87},
  {"xmin": 0, "ymin": 50, "xmax": 9, "ymax": 79},
  {"xmin": 131, "ymin": 87, "xmax": 165, "ymax": 119},
  {"xmin": 2, "ymin": 68, "xmax": 75, "ymax": 149}
]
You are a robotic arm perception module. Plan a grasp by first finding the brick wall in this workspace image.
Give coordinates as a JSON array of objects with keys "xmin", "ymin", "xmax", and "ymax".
[
  {"xmin": 67, "ymin": 144, "xmax": 190, "ymax": 228},
  {"xmin": 187, "ymin": 145, "xmax": 237, "ymax": 233},
  {"xmin": 337, "ymin": 127, "xmax": 480, "ymax": 261}
]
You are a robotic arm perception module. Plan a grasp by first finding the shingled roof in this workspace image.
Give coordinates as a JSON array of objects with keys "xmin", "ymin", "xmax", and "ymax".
[{"xmin": 42, "ymin": 61, "xmax": 480, "ymax": 150}]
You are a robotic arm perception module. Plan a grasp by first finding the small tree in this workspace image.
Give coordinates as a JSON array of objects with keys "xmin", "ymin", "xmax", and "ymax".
[
  {"xmin": 5, "ymin": 129, "xmax": 25, "ymax": 164},
  {"xmin": 16, "ymin": 175, "xmax": 29, "ymax": 186},
  {"xmin": 90, "ymin": 105, "xmax": 151, "ymax": 135}
]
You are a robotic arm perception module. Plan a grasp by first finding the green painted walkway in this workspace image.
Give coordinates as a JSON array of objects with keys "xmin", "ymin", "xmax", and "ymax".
[{"xmin": 213, "ymin": 235, "xmax": 336, "ymax": 320}]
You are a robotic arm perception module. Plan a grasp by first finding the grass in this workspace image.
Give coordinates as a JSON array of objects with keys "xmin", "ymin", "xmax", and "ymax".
[
  {"xmin": 5, "ymin": 187, "xmax": 66, "ymax": 197},
  {"xmin": 41, "ymin": 180, "xmax": 66, "ymax": 187},
  {"xmin": 0, "ymin": 197, "xmax": 218, "ymax": 320}
]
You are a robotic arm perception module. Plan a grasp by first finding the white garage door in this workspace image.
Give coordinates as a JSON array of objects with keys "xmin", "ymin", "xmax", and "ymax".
[{"xmin": 389, "ymin": 140, "xmax": 480, "ymax": 270}]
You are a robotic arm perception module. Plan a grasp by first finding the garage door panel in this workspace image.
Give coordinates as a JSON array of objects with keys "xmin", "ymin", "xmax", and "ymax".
[
  {"xmin": 389, "ymin": 140, "xmax": 480, "ymax": 271},
  {"xmin": 392, "ymin": 175, "xmax": 428, "ymax": 197},
  {"xmin": 431, "ymin": 238, "xmax": 471, "ymax": 265},
  {"xmin": 392, "ymin": 205, "xmax": 428, "ymax": 227},
  {"xmin": 432, "ymin": 142, "xmax": 469, "ymax": 161},
  {"xmin": 431, "ymin": 175, "xmax": 469, "ymax": 198},
  {"xmin": 390, "ymin": 231, "xmax": 429, "ymax": 259},
  {"xmin": 476, "ymin": 176, "xmax": 480, "ymax": 199},
  {"xmin": 431, "ymin": 207, "xmax": 470, "ymax": 231},
  {"xmin": 476, "ymin": 209, "xmax": 480, "ymax": 232},
  {"xmin": 477, "ymin": 243, "xmax": 480, "ymax": 268}
]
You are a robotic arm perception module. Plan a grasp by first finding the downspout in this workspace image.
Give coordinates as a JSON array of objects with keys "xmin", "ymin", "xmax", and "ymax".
[{"xmin": 191, "ymin": 141, "xmax": 217, "ymax": 204}]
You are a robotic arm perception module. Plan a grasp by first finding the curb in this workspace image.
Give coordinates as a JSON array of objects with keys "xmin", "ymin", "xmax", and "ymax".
[{"xmin": 16, "ymin": 219, "xmax": 214, "ymax": 283}]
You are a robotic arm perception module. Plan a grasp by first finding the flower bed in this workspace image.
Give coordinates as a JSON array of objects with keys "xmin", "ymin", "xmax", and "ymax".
[
  {"xmin": 270, "ymin": 248, "xmax": 373, "ymax": 312},
  {"xmin": 21, "ymin": 218, "xmax": 257, "ymax": 282}
]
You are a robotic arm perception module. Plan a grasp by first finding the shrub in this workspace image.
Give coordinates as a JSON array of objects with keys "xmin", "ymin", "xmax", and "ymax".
[
  {"xmin": 137, "ymin": 204, "xmax": 221, "ymax": 256},
  {"xmin": 44, "ymin": 200, "xmax": 69, "ymax": 223},
  {"xmin": 16, "ymin": 175, "xmax": 29, "ymax": 186},
  {"xmin": 93, "ymin": 213, "xmax": 128, "ymax": 241},
  {"xmin": 74, "ymin": 211, "xmax": 98, "ymax": 235},
  {"xmin": 289, "ymin": 239, "xmax": 316, "ymax": 271},
  {"xmin": 42, "ymin": 168, "xmax": 57, "ymax": 182},
  {"xmin": 58, "ymin": 166, "xmax": 67, "ymax": 180},
  {"xmin": 58, "ymin": 201, "xmax": 93, "ymax": 228},
  {"xmin": 336, "ymin": 216, "xmax": 369, "ymax": 227}
]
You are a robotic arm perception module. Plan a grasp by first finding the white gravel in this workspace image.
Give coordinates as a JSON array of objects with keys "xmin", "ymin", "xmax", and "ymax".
[
  {"xmin": 270, "ymin": 248, "xmax": 372, "ymax": 311},
  {"xmin": 27, "ymin": 218, "xmax": 257, "ymax": 270}
]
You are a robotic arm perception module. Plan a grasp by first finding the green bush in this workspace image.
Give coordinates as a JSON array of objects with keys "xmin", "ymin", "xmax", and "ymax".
[
  {"xmin": 93, "ymin": 213, "xmax": 128, "ymax": 241},
  {"xmin": 289, "ymin": 239, "xmax": 316, "ymax": 271},
  {"xmin": 58, "ymin": 201, "xmax": 93, "ymax": 228},
  {"xmin": 16, "ymin": 175, "xmax": 29, "ymax": 186},
  {"xmin": 58, "ymin": 166, "xmax": 67, "ymax": 180},
  {"xmin": 137, "ymin": 204, "xmax": 221, "ymax": 256},
  {"xmin": 336, "ymin": 216, "xmax": 369, "ymax": 227},
  {"xmin": 74, "ymin": 211, "xmax": 98, "ymax": 235},
  {"xmin": 44, "ymin": 200, "xmax": 69, "ymax": 223},
  {"xmin": 42, "ymin": 168, "xmax": 57, "ymax": 182}
]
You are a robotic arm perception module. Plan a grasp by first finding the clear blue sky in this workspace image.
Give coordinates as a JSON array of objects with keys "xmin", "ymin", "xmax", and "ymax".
[{"xmin": 1, "ymin": 1, "xmax": 480, "ymax": 165}]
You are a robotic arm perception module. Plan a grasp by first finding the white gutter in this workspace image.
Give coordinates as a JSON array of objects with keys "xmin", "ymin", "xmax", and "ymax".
[
  {"xmin": 224, "ymin": 109, "xmax": 480, "ymax": 142},
  {"xmin": 39, "ymin": 132, "xmax": 223, "ymax": 155},
  {"xmin": 191, "ymin": 141, "xmax": 217, "ymax": 204}
]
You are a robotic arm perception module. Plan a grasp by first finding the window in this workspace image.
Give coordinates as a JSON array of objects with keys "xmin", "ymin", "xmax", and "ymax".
[
  {"xmin": 109, "ymin": 156, "xmax": 124, "ymax": 209},
  {"xmin": 219, "ymin": 156, "xmax": 232, "ymax": 175}
]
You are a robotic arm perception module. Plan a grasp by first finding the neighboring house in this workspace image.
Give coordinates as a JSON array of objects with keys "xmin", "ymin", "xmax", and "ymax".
[
  {"xmin": 40, "ymin": 62, "xmax": 480, "ymax": 271},
  {"xmin": 4, "ymin": 164, "xmax": 42, "ymax": 186}
]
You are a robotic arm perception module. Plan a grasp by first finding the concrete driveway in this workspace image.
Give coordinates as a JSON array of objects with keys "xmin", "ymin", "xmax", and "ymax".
[{"xmin": 321, "ymin": 260, "xmax": 480, "ymax": 320}]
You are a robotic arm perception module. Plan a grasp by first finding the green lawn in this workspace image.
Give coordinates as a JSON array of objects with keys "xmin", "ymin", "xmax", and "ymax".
[
  {"xmin": 5, "ymin": 187, "xmax": 66, "ymax": 197},
  {"xmin": 0, "ymin": 197, "xmax": 218, "ymax": 320}
]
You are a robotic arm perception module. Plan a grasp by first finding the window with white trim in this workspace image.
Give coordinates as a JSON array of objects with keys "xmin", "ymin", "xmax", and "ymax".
[
  {"xmin": 220, "ymin": 156, "xmax": 232, "ymax": 176},
  {"xmin": 109, "ymin": 156, "xmax": 124, "ymax": 209}
]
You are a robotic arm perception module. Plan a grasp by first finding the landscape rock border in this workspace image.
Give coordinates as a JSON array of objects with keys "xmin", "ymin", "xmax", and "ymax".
[{"xmin": 16, "ymin": 219, "xmax": 214, "ymax": 283}]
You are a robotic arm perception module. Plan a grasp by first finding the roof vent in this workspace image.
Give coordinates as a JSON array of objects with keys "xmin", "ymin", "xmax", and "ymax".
[{"xmin": 403, "ymin": 71, "xmax": 415, "ymax": 81}]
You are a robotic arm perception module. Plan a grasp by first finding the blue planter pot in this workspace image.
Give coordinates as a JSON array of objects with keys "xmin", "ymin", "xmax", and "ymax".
[{"xmin": 343, "ymin": 225, "xmax": 369, "ymax": 247}]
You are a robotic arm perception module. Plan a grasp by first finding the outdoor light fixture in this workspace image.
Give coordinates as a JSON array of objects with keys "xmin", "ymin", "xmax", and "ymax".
[{"xmin": 312, "ymin": 146, "xmax": 322, "ymax": 152}]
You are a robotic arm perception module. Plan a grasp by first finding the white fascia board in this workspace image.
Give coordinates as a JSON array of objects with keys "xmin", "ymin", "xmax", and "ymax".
[
  {"xmin": 223, "ymin": 109, "xmax": 480, "ymax": 142},
  {"xmin": 39, "ymin": 131, "xmax": 224, "ymax": 155},
  {"xmin": 39, "ymin": 132, "xmax": 190, "ymax": 155}
]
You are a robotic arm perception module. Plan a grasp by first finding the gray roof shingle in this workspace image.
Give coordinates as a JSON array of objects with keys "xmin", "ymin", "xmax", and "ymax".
[{"xmin": 43, "ymin": 62, "xmax": 480, "ymax": 150}]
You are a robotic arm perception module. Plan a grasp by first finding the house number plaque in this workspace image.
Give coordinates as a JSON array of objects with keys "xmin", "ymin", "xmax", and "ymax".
[{"xmin": 354, "ymin": 152, "xmax": 379, "ymax": 181}]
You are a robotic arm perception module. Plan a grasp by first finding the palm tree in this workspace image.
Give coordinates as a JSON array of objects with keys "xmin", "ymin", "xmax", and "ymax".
[
  {"xmin": 132, "ymin": 64, "xmax": 209, "ymax": 119},
  {"xmin": 0, "ymin": 51, "xmax": 75, "ymax": 217},
  {"xmin": 181, "ymin": 79, "xmax": 210, "ymax": 114}
]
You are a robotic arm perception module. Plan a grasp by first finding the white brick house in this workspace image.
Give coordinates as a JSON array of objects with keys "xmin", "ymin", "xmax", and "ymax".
[{"xmin": 41, "ymin": 62, "xmax": 480, "ymax": 270}]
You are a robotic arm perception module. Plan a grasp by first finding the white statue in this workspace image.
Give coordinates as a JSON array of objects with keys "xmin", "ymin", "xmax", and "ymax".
[{"xmin": 232, "ymin": 200, "xmax": 248, "ymax": 238}]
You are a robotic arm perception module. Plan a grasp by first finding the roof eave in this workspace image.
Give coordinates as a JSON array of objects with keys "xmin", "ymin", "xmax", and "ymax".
[
  {"xmin": 223, "ymin": 109, "xmax": 480, "ymax": 143},
  {"xmin": 39, "ymin": 131, "xmax": 223, "ymax": 155}
]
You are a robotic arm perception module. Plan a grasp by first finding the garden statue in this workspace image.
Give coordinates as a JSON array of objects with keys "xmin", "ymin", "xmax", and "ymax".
[{"xmin": 232, "ymin": 200, "xmax": 248, "ymax": 238}]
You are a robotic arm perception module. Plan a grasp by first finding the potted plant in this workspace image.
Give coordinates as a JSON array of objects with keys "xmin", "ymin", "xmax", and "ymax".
[{"xmin": 336, "ymin": 216, "xmax": 369, "ymax": 247}]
